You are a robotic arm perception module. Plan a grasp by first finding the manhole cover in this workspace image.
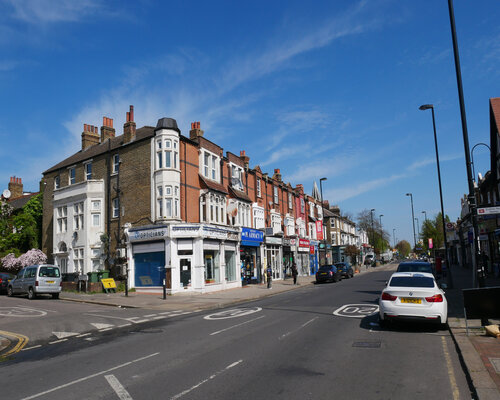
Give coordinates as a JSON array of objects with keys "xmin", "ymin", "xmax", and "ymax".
[
  {"xmin": 352, "ymin": 341, "xmax": 381, "ymax": 348},
  {"xmin": 490, "ymin": 358, "xmax": 500, "ymax": 374}
]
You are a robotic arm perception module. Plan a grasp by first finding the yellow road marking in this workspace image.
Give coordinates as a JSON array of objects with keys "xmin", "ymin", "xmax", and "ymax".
[
  {"xmin": 0, "ymin": 330, "xmax": 29, "ymax": 357},
  {"xmin": 441, "ymin": 336, "xmax": 459, "ymax": 400}
]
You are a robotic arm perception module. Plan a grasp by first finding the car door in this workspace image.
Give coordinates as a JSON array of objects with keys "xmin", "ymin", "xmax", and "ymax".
[{"xmin": 11, "ymin": 269, "xmax": 25, "ymax": 293}]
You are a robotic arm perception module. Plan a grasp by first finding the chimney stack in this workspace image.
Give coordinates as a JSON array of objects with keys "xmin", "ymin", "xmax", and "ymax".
[
  {"xmin": 273, "ymin": 168, "xmax": 282, "ymax": 182},
  {"xmin": 239, "ymin": 150, "xmax": 250, "ymax": 170},
  {"xmin": 189, "ymin": 121, "xmax": 204, "ymax": 141},
  {"xmin": 8, "ymin": 176, "xmax": 23, "ymax": 199},
  {"xmin": 124, "ymin": 105, "xmax": 136, "ymax": 143},
  {"xmin": 101, "ymin": 116, "xmax": 115, "ymax": 142},
  {"xmin": 81, "ymin": 123, "xmax": 100, "ymax": 150}
]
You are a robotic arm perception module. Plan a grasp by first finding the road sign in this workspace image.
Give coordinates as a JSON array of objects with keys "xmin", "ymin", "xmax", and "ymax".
[{"xmin": 446, "ymin": 222, "xmax": 454, "ymax": 231}]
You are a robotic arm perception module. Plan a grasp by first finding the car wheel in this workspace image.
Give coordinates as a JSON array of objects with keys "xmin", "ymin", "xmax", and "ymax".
[
  {"xmin": 350, "ymin": 271, "xmax": 354, "ymax": 278},
  {"xmin": 52, "ymin": 293, "xmax": 59, "ymax": 299},
  {"xmin": 7, "ymin": 286, "xmax": 13, "ymax": 297},
  {"xmin": 28, "ymin": 287, "xmax": 36, "ymax": 300}
]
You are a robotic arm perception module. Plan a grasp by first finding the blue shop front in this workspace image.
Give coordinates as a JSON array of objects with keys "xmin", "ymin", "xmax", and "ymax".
[{"xmin": 240, "ymin": 227, "xmax": 264, "ymax": 285}]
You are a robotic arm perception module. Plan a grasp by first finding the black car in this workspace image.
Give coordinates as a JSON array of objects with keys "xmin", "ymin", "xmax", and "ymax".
[
  {"xmin": 315, "ymin": 265, "xmax": 342, "ymax": 283},
  {"xmin": 335, "ymin": 262, "xmax": 354, "ymax": 279},
  {"xmin": 0, "ymin": 272, "xmax": 15, "ymax": 294},
  {"xmin": 396, "ymin": 261, "xmax": 434, "ymax": 275}
]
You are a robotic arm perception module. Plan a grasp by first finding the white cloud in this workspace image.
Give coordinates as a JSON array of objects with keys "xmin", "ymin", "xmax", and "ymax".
[{"xmin": 6, "ymin": 0, "xmax": 102, "ymax": 23}]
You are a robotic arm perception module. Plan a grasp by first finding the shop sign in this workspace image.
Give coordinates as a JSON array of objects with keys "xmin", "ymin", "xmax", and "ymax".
[
  {"xmin": 299, "ymin": 239, "xmax": 310, "ymax": 247},
  {"xmin": 202, "ymin": 225, "xmax": 239, "ymax": 240},
  {"xmin": 479, "ymin": 234, "xmax": 489, "ymax": 241},
  {"xmin": 130, "ymin": 227, "xmax": 168, "ymax": 242},
  {"xmin": 315, "ymin": 221, "xmax": 323, "ymax": 240},
  {"xmin": 241, "ymin": 228, "xmax": 264, "ymax": 243},
  {"xmin": 265, "ymin": 236, "xmax": 282, "ymax": 245},
  {"xmin": 309, "ymin": 246, "xmax": 315, "ymax": 254},
  {"xmin": 428, "ymin": 238, "xmax": 433, "ymax": 249},
  {"xmin": 171, "ymin": 225, "xmax": 201, "ymax": 237},
  {"xmin": 283, "ymin": 238, "xmax": 297, "ymax": 246},
  {"xmin": 477, "ymin": 206, "xmax": 500, "ymax": 215}
]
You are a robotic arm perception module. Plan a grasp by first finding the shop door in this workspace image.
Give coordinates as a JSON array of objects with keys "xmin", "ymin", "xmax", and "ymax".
[
  {"xmin": 134, "ymin": 252, "xmax": 165, "ymax": 287},
  {"xmin": 180, "ymin": 258, "xmax": 191, "ymax": 288}
]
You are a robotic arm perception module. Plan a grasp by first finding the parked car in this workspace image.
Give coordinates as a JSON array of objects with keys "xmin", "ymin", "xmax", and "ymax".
[
  {"xmin": 397, "ymin": 261, "xmax": 434, "ymax": 275},
  {"xmin": 379, "ymin": 272, "xmax": 448, "ymax": 327},
  {"xmin": 315, "ymin": 265, "xmax": 342, "ymax": 283},
  {"xmin": 7, "ymin": 264, "xmax": 62, "ymax": 299},
  {"xmin": 0, "ymin": 272, "xmax": 15, "ymax": 294},
  {"xmin": 335, "ymin": 262, "xmax": 354, "ymax": 279}
]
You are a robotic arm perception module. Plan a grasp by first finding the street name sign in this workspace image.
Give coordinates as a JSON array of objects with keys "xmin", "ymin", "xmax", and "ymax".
[{"xmin": 477, "ymin": 206, "xmax": 500, "ymax": 215}]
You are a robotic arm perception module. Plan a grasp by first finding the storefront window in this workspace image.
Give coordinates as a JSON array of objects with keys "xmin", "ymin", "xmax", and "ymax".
[
  {"xmin": 225, "ymin": 251, "xmax": 236, "ymax": 282},
  {"xmin": 204, "ymin": 250, "xmax": 220, "ymax": 283}
]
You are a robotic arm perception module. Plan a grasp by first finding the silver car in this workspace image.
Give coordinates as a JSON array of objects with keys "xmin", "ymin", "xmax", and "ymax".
[{"xmin": 7, "ymin": 264, "xmax": 62, "ymax": 299}]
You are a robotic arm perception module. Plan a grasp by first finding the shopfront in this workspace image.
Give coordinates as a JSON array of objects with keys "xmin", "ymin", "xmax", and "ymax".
[
  {"xmin": 126, "ymin": 224, "xmax": 240, "ymax": 294},
  {"xmin": 309, "ymin": 240, "xmax": 319, "ymax": 275},
  {"xmin": 297, "ymin": 238, "xmax": 310, "ymax": 275},
  {"xmin": 240, "ymin": 227, "xmax": 264, "ymax": 285},
  {"xmin": 283, "ymin": 238, "xmax": 296, "ymax": 277},
  {"xmin": 318, "ymin": 242, "xmax": 332, "ymax": 266},
  {"xmin": 265, "ymin": 236, "xmax": 283, "ymax": 280}
]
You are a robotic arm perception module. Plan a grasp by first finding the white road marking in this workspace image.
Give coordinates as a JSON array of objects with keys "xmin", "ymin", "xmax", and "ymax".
[
  {"xmin": 0, "ymin": 307, "xmax": 47, "ymax": 317},
  {"xmin": 210, "ymin": 315, "xmax": 265, "ymax": 336},
  {"xmin": 143, "ymin": 314, "xmax": 157, "ymax": 317},
  {"xmin": 22, "ymin": 345, "xmax": 42, "ymax": 351},
  {"xmin": 204, "ymin": 307, "xmax": 262, "ymax": 320},
  {"xmin": 152, "ymin": 316, "xmax": 167, "ymax": 320},
  {"xmin": 159, "ymin": 310, "xmax": 183, "ymax": 315},
  {"xmin": 19, "ymin": 352, "xmax": 159, "ymax": 400},
  {"xmin": 105, "ymin": 374, "xmax": 133, "ymax": 400},
  {"xmin": 118, "ymin": 324, "xmax": 132, "ymax": 328},
  {"xmin": 279, "ymin": 317, "xmax": 319, "ymax": 340},
  {"xmin": 49, "ymin": 339, "xmax": 67, "ymax": 344},
  {"xmin": 99, "ymin": 328, "xmax": 113, "ymax": 332},
  {"xmin": 91, "ymin": 323, "xmax": 115, "ymax": 330},
  {"xmin": 170, "ymin": 360, "xmax": 243, "ymax": 400},
  {"xmin": 333, "ymin": 304, "xmax": 379, "ymax": 318},
  {"xmin": 52, "ymin": 331, "xmax": 80, "ymax": 339},
  {"xmin": 76, "ymin": 333, "xmax": 92, "ymax": 338}
]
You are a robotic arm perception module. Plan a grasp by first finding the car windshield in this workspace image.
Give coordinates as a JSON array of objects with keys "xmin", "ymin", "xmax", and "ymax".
[
  {"xmin": 389, "ymin": 276, "xmax": 434, "ymax": 288},
  {"xmin": 39, "ymin": 266, "xmax": 60, "ymax": 278}
]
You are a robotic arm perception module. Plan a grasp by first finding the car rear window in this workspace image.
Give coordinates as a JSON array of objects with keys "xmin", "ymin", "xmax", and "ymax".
[
  {"xmin": 389, "ymin": 276, "xmax": 434, "ymax": 288},
  {"xmin": 39, "ymin": 267, "xmax": 60, "ymax": 278},
  {"xmin": 319, "ymin": 266, "xmax": 333, "ymax": 272},
  {"xmin": 397, "ymin": 264, "xmax": 432, "ymax": 273},
  {"xmin": 334, "ymin": 263, "xmax": 345, "ymax": 268}
]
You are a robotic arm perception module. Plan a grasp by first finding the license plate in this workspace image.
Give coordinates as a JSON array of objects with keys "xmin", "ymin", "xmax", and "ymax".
[
  {"xmin": 47, "ymin": 281, "xmax": 54, "ymax": 284},
  {"xmin": 401, "ymin": 297, "xmax": 421, "ymax": 304}
]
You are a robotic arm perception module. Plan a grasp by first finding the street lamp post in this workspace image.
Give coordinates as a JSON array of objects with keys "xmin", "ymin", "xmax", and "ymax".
[
  {"xmin": 370, "ymin": 209, "xmax": 375, "ymax": 254},
  {"xmin": 393, "ymin": 228, "xmax": 396, "ymax": 249},
  {"xmin": 419, "ymin": 104, "xmax": 453, "ymax": 288},
  {"xmin": 319, "ymin": 177, "xmax": 327, "ymax": 266},
  {"xmin": 447, "ymin": 0, "xmax": 478, "ymax": 289},
  {"xmin": 406, "ymin": 193, "xmax": 417, "ymax": 251},
  {"xmin": 415, "ymin": 217, "xmax": 420, "ymax": 239},
  {"xmin": 422, "ymin": 210, "xmax": 427, "ymax": 222}
]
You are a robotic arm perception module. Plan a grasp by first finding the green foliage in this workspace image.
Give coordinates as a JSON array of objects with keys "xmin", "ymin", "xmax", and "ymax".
[
  {"xmin": 0, "ymin": 194, "xmax": 43, "ymax": 258},
  {"xmin": 420, "ymin": 212, "xmax": 450, "ymax": 251},
  {"xmin": 396, "ymin": 240, "xmax": 412, "ymax": 257}
]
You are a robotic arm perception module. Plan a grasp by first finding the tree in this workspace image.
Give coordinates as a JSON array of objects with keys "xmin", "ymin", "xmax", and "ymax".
[
  {"xmin": 0, "ymin": 194, "xmax": 43, "ymax": 258},
  {"xmin": 0, "ymin": 249, "xmax": 47, "ymax": 272},
  {"xmin": 396, "ymin": 240, "xmax": 411, "ymax": 257},
  {"xmin": 344, "ymin": 244, "xmax": 360, "ymax": 264},
  {"xmin": 357, "ymin": 209, "xmax": 390, "ymax": 253},
  {"xmin": 420, "ymin": 212, "xmax": 450, "ymax": 252}
]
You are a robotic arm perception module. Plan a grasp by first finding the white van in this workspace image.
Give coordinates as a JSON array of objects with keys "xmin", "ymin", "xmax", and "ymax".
[{"xmin": 7, "ymin": 264, "xmax": 62, "ymax": 299}]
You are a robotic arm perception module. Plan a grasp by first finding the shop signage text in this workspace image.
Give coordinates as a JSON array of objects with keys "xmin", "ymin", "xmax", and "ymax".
[
  {"xmin": 241, "ymin": 228, "xmax": 264, "ymax": 242},
  {"xmin": 131, "ymin": 228, "xmax": 168, "ymax": 241}
]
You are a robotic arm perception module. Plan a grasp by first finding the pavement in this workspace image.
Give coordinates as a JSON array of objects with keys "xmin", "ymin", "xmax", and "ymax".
[{"xmin": 2, "ymin": 262, "xmax": 499, "ymax": 399}]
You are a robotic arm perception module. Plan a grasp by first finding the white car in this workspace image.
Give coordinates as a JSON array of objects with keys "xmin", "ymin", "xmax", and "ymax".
[{"xmin": 379, "ymin": 272, "xmax": 447, "ymax": 326}]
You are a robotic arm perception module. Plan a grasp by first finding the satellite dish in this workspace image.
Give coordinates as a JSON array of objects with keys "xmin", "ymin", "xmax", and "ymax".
[{"xmin": 2, "ymin": 189, "xmax": 11, "ymax": 199}]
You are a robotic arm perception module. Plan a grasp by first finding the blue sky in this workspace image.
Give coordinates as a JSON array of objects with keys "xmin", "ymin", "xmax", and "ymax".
[{"xmin": 1, "ymin": 0, "xmax": 499, "ymax": 246}]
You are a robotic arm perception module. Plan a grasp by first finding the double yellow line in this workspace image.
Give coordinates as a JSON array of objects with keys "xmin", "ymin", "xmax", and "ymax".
[{"xmin": 0, "ymin": 330, "xmax": 29, "ymax": 357}]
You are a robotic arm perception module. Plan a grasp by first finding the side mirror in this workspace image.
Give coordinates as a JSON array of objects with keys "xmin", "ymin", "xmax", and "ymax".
[
  {"xmin": 440, "ymin": 283, "xmax": 447, "ymax": 290},
  {"xmin": 384, "ymin": 281, "xmax": 388, "ymax": 286}
]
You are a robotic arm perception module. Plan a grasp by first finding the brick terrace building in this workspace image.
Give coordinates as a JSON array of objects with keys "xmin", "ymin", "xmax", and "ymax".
[{"xmin": 41, "ymin": 107, "xmax": 325, "ymax": 294}]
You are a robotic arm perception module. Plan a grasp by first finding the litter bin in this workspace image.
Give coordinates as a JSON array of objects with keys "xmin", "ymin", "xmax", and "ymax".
[
  {"xmin": 88, "ymin": 271, "xmax": 99, "ymax": 283},
  {"xmin": 98, "ymin": 271, "xmax": 110, "ymax": 281}
]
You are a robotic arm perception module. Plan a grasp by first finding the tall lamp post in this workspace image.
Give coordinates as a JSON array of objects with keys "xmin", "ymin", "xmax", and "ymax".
[
  {"xmin": 406, "ymin": 193, "xmax": 417, "ymax": 251},
  {"xmin": 447, "ymin": 0, "xmax": 478, "ymax": 288},
  {"xmin": 319, "ymin": 177, "xmax": 327, "ymax": 266},
  {"xmin": 370, "ymin": 209, "xmax": 375, "ymax": 254},
  {"xmin": 422, "ymin": 210, "xmax": 427, "ymax": 222},
  {"xmin": 419, "ymin": 104, "xmax": 453, "ymax": 288},
  {"xmin": 393, "ymin": 228, "xmax": 396, "ymax": 249},
  {"xmin": 415, "ymin": 217, "xmax": 420, "ymax": 240}
]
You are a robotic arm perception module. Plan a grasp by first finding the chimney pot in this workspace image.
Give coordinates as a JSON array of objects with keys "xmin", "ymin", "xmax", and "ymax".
[
  {"xmin": 126, "ymin": 112, "xmax": 130, "ymax": 122},
  {"xmin": 110, "ymin": 118, "xmax": 113, "ymax": 128},
  {"xmin": 129, "ymin": 105, "xmax": 134, "ymax": 122}
]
